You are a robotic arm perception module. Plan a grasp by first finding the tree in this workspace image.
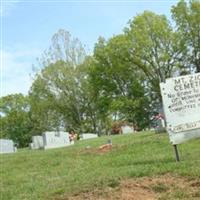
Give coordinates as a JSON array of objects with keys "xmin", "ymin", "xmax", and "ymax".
[
  {"xmin": 125, "ymin": 11, "xmax": 183, "ymax": 103},
  {"xmin": 0, "ymin": 94, "xmax": 32, "ymax": 147},
  {"xmin": 30, "ymin": 61, "xmax": 83, "ymax": 134},
  {"xmin": 90, "ymin": 35, "xmax": 150, "ymax": 129},
  {"xmin": 81, "ymin": 56, "xmax": 113, "ymax": 134},
  {"xmin": 29, "ymin": 71, "xmax": 62, "ymax": 135},
  {"xmin": 171, "ymin": 0, "xmax": 200, "ymax": 72},
  {"xmin": 30, "ymin": 29, "xmax": 88, "ymax": 134},
  {"xmin": 35, "ymin": 29, "xmax": 86, "ymax": 69}
]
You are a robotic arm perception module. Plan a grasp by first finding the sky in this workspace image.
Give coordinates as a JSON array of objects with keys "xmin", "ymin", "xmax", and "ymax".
[{"xmin": 1, "ymin": 0, "xmax": 181, "ymax": 97}]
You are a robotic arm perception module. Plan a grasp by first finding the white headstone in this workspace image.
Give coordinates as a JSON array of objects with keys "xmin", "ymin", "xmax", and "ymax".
[
  {"xmin": 30, "ymin": 136, "xmax": 44, "ymax": 149},
  {"xmin": 160, "ymin": 73, "xmax": 200, "ymax": 144},
  {"xmin": 43, "ymin": 131, "xmax": 72, "ymax": 149},
  {"xmin": 80, "ymin": 133, "xmax": 98, "ymax": 140},
  {"xmin": 121, "ymin": 125, "xmax": 134, "ymax": 134},
  {"xmin": 0, "ymin": 139, "xmax": 17, "ymax": 154}
]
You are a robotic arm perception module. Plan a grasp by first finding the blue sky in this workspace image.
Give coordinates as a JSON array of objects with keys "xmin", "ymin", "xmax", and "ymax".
[{"xmin": 1, "ymin": 0, "xmax": 180, "ymax": 96}]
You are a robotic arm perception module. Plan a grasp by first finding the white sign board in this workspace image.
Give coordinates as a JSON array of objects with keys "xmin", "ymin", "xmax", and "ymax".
[{"xmin": 160, "ymin": 73, "xmax": 200, "ymax": 144}]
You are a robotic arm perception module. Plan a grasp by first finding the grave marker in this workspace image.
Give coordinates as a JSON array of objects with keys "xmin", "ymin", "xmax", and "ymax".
[
  {"xmin": 30, "ymin": 136, "xmax": 44, "ymax": 150},
  {"xmin": 121, "ymin": 125, "xmax": 134, "ymax": 134},
  {"xmin": 43, "ymin": 131, "xmax": 72, "ymax": 149},
  {"xmin": 80, "ymin": 133, "xmax": 98, "ymax": 140},
  {"xmin": 0, "ymin": 139, "xmax": 17, "ymax": 154}
]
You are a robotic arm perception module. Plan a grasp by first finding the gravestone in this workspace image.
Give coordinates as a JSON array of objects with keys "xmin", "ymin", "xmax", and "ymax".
[
  {"xmin": 0, "ymin": 139, "xmax": 17, "ymax": 154},
  {"xmin": 43, "ymin": 131, "xmax": 72, "ymax": 149},
  {"xmin": 160, "ymin": 73, "xmax": 200, "ymax": 144},
  {"xmin": 80, "ymin": 133, "xmax": 98, "ymax": 140},
  {"xmin": 121, "ymin": 125, "xmax": 134, "ymax": 134},
  {"xmin": 154, "ymin": 119, "xmax": 166, "ymax": 133},
  {"xmin": 30, "ymin": 136, "xmax": 44, "ymax": 150}
]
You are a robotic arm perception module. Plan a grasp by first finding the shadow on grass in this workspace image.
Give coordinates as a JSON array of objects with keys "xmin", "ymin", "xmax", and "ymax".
[{"xmin": 109, "ymin": 157, "xmax": 175, "ymax": 168}]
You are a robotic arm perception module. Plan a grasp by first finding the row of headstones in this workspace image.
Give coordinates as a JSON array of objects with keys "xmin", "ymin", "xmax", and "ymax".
[
  {"xmin": 0, "ymin": 132, "xmax": 98, "ymax": 154},
  {"xmin": 30, "ymin": 132, "xmax": 98, "ymax": 150},
  {"xmin": 30, "ymin": 131, "xmax": 73, "ymax": 150}
]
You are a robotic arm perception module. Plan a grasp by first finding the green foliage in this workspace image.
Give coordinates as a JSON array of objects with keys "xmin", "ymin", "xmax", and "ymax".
[
  {"xmin": 3, "ymin": 0, "xmax": 200, "ymax": 146},
  {"xmin": 78, "ymin": 57, "xmax": 113, "ymax": 134},
  {"xmin": 172, "ymin": 0, "xmax": 200, "ymax": 73},
  {"xmin": 30, "ymin": 31, "xmax": 113, "ymax": 135},
  {"xmin": 30, "ymin": 58, "xmax": 108, "ymax": 134},
  {"xmin": 30, "ymin": 61, "xmax": 84, "ymax": 133},
  {"xmin": 91, "ymin": 35, "xmax": 150, "ymax": 129},
  {"xmin": 125, "ymin": 11, "xmax": 183, "ymax": 102},
  {"xmin": 30, "ymin": 29, "xmax": 88, "ymax": 134},
  {"xmin": 0, "ymin": 94, "xmax": 32, "ymax": 147}
]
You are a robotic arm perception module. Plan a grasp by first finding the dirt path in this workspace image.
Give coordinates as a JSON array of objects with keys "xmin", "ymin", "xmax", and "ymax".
[{"xmin": 59, "ymin": 174, "xmax": 200, "ymax": 200}]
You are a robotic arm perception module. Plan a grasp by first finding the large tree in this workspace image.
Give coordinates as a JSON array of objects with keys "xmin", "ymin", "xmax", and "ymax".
[
  {"xmin": 30, "ymin": 29, "xmax": 101, "ymax": 134},
  {"xmin": 30, "ymin": 58, "xmax": 109, "ymax": 135},
  {"xmin": 171, "ymin": 0, "xmax": 200, "ymax": 73},
  {"xmin": 125, "ymin": 11, "xmax": 183, "ymax": 103},
  {"xmin": 90, "ymin": 35, "xmax": 150, "ymax": 129}
]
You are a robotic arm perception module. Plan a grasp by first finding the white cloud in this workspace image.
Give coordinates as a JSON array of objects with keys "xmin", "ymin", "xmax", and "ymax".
[{"xmin": 1, "ymin": 47, "xmax": 41, "ymax": 97}]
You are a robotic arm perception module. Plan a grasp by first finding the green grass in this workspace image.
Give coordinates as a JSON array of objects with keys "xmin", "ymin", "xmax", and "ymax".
[{"xmin": 0, "ymin": 132, "xmax": 200, "ymax": 200}]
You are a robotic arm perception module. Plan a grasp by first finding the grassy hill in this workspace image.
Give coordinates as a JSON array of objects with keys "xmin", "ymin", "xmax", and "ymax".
[{"xmin": 1, "ymin": 131, "xmax": 200, "ymax": 200}]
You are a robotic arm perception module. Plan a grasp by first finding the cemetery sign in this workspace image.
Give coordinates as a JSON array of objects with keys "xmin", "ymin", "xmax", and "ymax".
[{"xmin": 160, "ymin": 73, "xmax": 200, "ymax": 145}]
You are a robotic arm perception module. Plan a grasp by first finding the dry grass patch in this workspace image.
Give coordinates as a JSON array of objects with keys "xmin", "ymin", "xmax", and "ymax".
[{"xmin": 60, "ymin": 174, "xmax": 200, "ymax": 200}]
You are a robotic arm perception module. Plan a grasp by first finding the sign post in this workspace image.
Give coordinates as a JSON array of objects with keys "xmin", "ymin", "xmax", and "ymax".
[
  {"xmin": 160, "ymin": 73, "xmax": 200, "ymax": 161},
  {"xmin": 173, "ymin": 145, "xmax": 180, "ymax": 162}
]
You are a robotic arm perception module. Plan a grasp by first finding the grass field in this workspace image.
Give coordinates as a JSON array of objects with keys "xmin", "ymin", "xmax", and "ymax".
[{"xmin": 0, "ymin": 132, "xmax": 200, "ymax": 200}]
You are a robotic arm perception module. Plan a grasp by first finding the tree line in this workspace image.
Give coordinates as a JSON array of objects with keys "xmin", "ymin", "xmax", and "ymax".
[{"xmin": 0, "ymin": 0, "xmax": 199, "ymax": 147}]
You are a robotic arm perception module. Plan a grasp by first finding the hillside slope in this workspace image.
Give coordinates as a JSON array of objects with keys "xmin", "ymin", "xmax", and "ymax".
[{"xmin": 1, "ymin": 132, "xmax": 200, "ymax": 200}]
